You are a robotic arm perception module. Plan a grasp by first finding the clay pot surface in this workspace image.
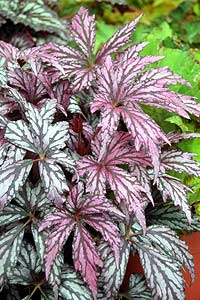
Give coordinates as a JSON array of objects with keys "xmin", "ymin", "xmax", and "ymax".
[
  {"xmin": 121, "ymin": 231, "xmax": 200, "ymax": 300},
  {"xmin": 182, "ymin": 231, "xmax": 200, "ymax": 300}
]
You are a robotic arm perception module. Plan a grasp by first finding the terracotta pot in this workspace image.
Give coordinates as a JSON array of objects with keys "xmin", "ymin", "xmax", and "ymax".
[
  {"xmin": 182, "ymin": 231, "xmax": 200, "ymax": 300},
  {"xmin": 120, "ymin": 231, "xmax": 200, "ymax": 300}
]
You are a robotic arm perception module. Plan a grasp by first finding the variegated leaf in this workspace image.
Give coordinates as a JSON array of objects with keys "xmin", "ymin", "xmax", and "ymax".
[
  {"xmin": 154, "ymin": 173, "xmax": 192, "ymax": 222},
  {"xmin": 99, "ymin": 240, "xmax": 130, "ymax": 299},
  {"xmin": 0, "ymin": 57, "xmax": 7, "ymax": 87},
  {"xmin": 39, "ymin": 210, "xmax": 75, "ymax": 276},
  {"xmin": 39, "ymin": 159, "xmax": 70, "ymax": 204},
  {"xmin": 0, "ymin": 204, "xmax": 26, "ymax": 226},
  {"xmin": 141, "ymin": 225, "xmax": 194, "ymax": 281},
  {"xmin": 6, "ymin": 120, "xmax": 39, "ymax": 153},
  {"xmin": 31, "ymin": 224, "xmax": 46, "ymax": 264},
  {"xmin": 0, "ymin": 41, "xmax": 20, "ymax": 63},
  {"xmin": 0, "ymin": 159, "xmax": 33, "ymax": 209},
  {"xmin": 161, "ymin": 150, "xmax": 200, "ymax": 177},
  {"xmin": 70, "ymin": 7, "xmax": 95, "ymax": 59},
  {"xmin": 73, "ymin": 225, "xmax": 103, "ymax": 299},
  {"xmin": 8, "ymin": 68, "xmax": 47, "ymax": 103},
  {"xmin": 126, "ymin": 274, "xmax": 152, "ymax": 299},
  {"xmin": 136, "ymin": 244, "xmax": 185, "ymax": 300},
  {"xmin": 0, "ymin": 0, "xmax": 67, "ymax": 36},
  {"xmin": 0, "ymin": 225, "xmax": 24, "ymax": 280},
  {"xmin": 147, "ymin": 204, "xmax": 200, "ymax": 232},
  {"xmin": 164, "ymin": 132, "xmax": 200, "ymax": 145},
  {"xmin": 8, "ymin": 242, "xmax": 42, "ymax": 285},
  {"xmin": 96, "ymin": 15, "xmax": 142, "ymax": 63},
  {"xmin": 60, "ymin": 266, "xmax": 92, "ymax": 300}
]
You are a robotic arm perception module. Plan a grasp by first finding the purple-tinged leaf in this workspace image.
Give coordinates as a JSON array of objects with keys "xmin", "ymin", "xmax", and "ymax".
[
  {"xmin": 10, "ymin": 32, "xmax": 34, "ymax": 51},
  {"xmin": 8, "ymin": 68, "xmax": 47, "ymax": 103},
  {"xmin": 70, "ymin": 7, "xmax": 95, "ymax": 59},
  {"xmin": 161, "ymin": 150, "xmax": 200, "ymax": 177},
  {"xmin": 60, "ymin": 266, "xmax": 92, "ymax": 300},
  {"xmin": 154, "ymin": 173, "xmax": 192, "ymax": 222},
  {"xmin": 0, "ymin": 225, "xmax": 24, "ymax": 280},
  {"xmin": 0, "ymin": 41, "xmax": 20, "ymax": 63},
  {"xmin": 129, "ymin": 66, "xmax": 200, "ymax": 118},
  {"xmin": 73, "ymin": 225, "xmax": 102, "ymax": 299},
  {"xmin": 164, "ymin": 132, "xmax": 200, "ymax": 145},
  {"xmin": 0, "ymin": 159, "xmax": 33, "ymax": 209},
  {"xmin": 54, "ymin": 80, "xmax": 71, "ymax": 115},
  {"xmin": 96, "ymin": 15, "xmax": 142, "ymax": 63},
  {"xmin": 91, "ymin": 57, "xmax": 168, "ymax": 175},
  {"xmin": 39, "ymin": 210, "xmax": 75, "ymax": 276},
  {"xmin": 85, "ymin": 214, "xmax": 120, "ymax": 264},
  {"xmin": 78, "ymin": 133, "xmax": 148, "ymax": 230},
  {"xmin": 116, "ymin": 42, "xmax": 149, "ymax": 62}
]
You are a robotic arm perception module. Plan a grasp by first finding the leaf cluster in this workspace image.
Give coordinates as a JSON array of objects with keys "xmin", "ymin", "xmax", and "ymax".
[{"xmin": 0, "ymin": 7, "xmax": 200, "ymax": 300}]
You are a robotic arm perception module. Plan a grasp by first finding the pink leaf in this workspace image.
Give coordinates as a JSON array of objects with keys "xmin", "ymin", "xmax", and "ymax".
[{"xmin": 73, "ymin": 225, "xmax": 102, "ymax": 300}]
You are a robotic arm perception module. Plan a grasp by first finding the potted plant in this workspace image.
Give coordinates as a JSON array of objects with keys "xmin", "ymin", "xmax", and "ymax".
[{"xmin": 0, "ymin": 7, "xmax": 200, "ymax": 300}]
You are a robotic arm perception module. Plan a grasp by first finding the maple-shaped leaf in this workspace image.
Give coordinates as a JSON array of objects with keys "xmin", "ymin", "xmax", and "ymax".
[
  {"xmin": 153, "ymin": 173, "xmax": 192, "ymax": 222},
  {"xmin": 91, "ymin": 56, "xmax": 168, "ymax": 176},
  {"xmin": 147, "ymin": 204, "xmax": 200, "ymax": 232},
  {"xmin": 98, "ymin": 240, "xmax": 130, "ymax": 299},
  {"xmin": 45, "ymin": 8, "xmax": 141, "ymax": 91},
  {"xmin": 161, "ymin": 150, "xmax": 200, "ymax": 177},
  {"xmin": 5, "ymin": 100, "xmax": 75, "ymax": 204},
  {"xmin": 78, "ymin": 132, "xmax": 150, "ymax": 231},
  {"xmin": 39, "ymin": 182, "xmax": 121, "ymax": 299}
]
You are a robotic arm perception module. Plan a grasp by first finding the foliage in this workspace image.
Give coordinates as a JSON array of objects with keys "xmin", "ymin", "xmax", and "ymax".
[{"xmin": 0, "ymin": 6, "xmax": 200, "ymax": 300}]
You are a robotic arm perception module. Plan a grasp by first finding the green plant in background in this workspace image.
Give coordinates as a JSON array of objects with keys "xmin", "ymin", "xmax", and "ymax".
[{"xmin": 58, "ymin": 0, "xmax": 200, "ymax": 214}]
